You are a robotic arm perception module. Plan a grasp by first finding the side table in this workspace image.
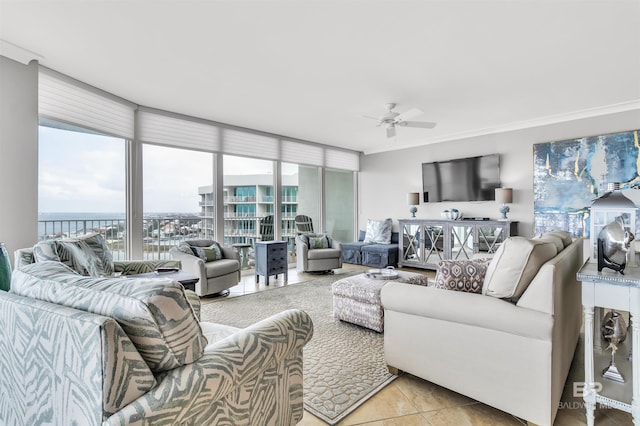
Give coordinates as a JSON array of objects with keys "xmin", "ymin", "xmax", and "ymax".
[
  {"xmin": 577, "ymin": 262, "xmax": 640, "ymax": 425},
  {"xmin": 255, "ymin": 241, "xmax": 288, "ymax": 285}
]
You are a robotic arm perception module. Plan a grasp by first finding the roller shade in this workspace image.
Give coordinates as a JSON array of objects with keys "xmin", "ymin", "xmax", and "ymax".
[
  {"xmin": 138, "ymin": 109, "xmax": 220, "ymax": 152},
  {"xmin": 39, "ymin": 68, "xmax": 135, "ymax": 139}
]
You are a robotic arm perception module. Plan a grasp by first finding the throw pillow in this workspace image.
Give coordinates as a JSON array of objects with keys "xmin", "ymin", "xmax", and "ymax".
[
  {"xmin": 203, "ymin": 242, "xmax": 223, "ymax": 262},
  {"xmin": 363, "ymin": 218, "xmax": 393, "ymax": 244},
  {"xmin": 55, "ymin": 239, "xmax": 101, "ymax": 276},
  {"xmin": 541, "ymin": 230, "xmax": 572, "ymax": 248},
  {"xmin": 189, "ymin": 245, "xmax": 207, "ymax": 261},
  {"xmin": 32, "ymin": 240, "xmax": 61, "ymax": 262},
  {"xmin": 309, "ymin": 236, "xmax": 329, "ymax": 249},
  {"xmin": 434, "ymin": 258, "xmax": 492, "ymax": 294},
  {"xmin": 531, "ymin": 233, "xmax": 564, "ymax": 252},
  {"xmin": 482, "ymin": 237, "xmax": 558, "ymax": 302},
  {"xmin": 177, "ymin": 242, "xmax": 194, "ymax": 255}
]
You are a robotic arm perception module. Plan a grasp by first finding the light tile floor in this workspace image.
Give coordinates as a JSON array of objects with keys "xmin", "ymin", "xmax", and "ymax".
[{"xmin": 200, "ymin": 263, "xmax": 634, "ymax": 426}]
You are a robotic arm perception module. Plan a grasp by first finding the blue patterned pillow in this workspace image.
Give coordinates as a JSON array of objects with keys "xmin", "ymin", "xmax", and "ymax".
[{"xmin": 363, "ymin": 218, "xmax": 393, "ymax": 244}]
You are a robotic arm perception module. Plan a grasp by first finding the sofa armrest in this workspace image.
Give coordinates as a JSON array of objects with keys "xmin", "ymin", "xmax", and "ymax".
[
  {"xmin": 113, "ymin": 260, "xmax": 181, "ymax": 276},
  {"xmin": 169, "ymin": 248, "xmax": 206, "ymax": 284},
  {"xmin": 381, "ymin": 282, "xmax": 553, "ymax": 341},
  {"xmin": 104, "ymin": 309, "xmax": 313, "ymax": 425}
]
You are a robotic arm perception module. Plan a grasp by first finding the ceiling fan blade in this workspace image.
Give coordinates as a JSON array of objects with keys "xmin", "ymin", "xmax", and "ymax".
[
  {"xmin": 397, "ymin": 120, "xmax": 437, "ymax": 129},
  {"xmin": 386, "ymin": 125, "xmax": 396, "ymax": 138},
  {"xmin": 360, "ymin": 114, "xmax": 381, "ymax": 121},
  {"xmin": 395, "ymin": 108, "xmax": 423, "ymax": 122}
]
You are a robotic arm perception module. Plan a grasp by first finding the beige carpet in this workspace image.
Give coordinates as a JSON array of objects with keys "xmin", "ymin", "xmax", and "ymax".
[{"xmin": 199, "ymin": 272, "xmax": 397, "ymax": 425}]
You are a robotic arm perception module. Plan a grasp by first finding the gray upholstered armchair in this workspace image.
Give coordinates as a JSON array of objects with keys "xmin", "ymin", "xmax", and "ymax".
[
  {"xmin": 169, "ymin": 239, "xmax": 241, "ymax": 297},
  {"xmin": 296, "ymin": 233, "xmax": 342, "ymax": 273}
]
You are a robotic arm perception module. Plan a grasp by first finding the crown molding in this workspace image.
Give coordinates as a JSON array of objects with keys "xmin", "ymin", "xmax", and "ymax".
[{"xmin": 0, "ymin": 39, "xmax": 43, "ymax": 65}]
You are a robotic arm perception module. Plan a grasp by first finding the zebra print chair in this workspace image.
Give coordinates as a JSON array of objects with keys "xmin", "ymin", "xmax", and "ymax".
[{"xmin": 1, "ymin": 260, "xmax": 313, "ymax": 425}]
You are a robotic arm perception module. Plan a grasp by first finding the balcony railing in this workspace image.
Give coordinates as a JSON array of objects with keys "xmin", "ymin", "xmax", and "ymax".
[
  {"xmin": 39, "ymin": 215, "xmax": 299, "ymax": 261},
  {"xmin": 38, "ymin": 217, "xmax": 210, "ymax": 261}
]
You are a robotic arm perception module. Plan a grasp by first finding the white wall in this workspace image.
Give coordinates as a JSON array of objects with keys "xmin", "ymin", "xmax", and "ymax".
[
  {"xmin": 0, "ymin": 57, "xmax": 38, "ymax": 264},
  {"xmin": 359, "ymin": 110, "xmax": 640, "ymax": 237}
]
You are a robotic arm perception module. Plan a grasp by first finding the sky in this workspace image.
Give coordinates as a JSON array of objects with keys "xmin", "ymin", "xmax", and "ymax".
[{"xmin": 38, "ymin": 126, "xmax": 292, "ymax": 213}]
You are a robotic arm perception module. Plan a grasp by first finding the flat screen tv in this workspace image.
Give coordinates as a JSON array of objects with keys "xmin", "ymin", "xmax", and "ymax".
[{"xmin": 422, "ymin": 154, "xmax": 501, "ymax": 202}]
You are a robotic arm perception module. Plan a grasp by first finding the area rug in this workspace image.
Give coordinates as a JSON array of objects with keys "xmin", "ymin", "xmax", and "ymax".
[{"xmin": 199, "ymin": 272, "xmax": 397, "ymax": 425}]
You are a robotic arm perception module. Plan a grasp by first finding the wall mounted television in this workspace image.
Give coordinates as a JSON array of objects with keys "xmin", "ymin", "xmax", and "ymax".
[{"xmin": 422, "ymin": 154, "xmax": 501, "ymax": 202}]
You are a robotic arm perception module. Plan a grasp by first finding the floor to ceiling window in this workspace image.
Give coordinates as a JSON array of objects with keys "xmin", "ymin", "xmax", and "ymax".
[
  {"xmin": 38, "ymin": 124, "xmax": 127, "ymax": 258},
  {"xmin": 325, "ymin": 168, "xmax": 355, "ymax": 243},
  {"xmin": 38, "ymin": 69, "xmax": 360, "ymax": 261},
  {"xmin": 142, "ymin": 144, "xmax": 214, "ymax": 259},
  {"xmin": 282, "ymin": 162, "xmax": 320, "ymax": 248},
  {"xmin": 223, "ymin": 155, "xmax": 274, "ymax": 247}
]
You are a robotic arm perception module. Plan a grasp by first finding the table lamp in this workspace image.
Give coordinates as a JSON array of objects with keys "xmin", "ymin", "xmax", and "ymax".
[
  {"xmin": 495, "ymin": 188, "xmax": 513, "ymax": 220},
  {"xmin": 408, "ymin": 192, "xmax": 420, "ymax": 218}
]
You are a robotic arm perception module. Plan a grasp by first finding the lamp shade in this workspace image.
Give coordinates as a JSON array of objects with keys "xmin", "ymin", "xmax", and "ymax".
[
  {"xmin": 495, "ymin": 188, "xmax": 513, "ymax": 204},
  {"xmin": 407, "ymin": 192, "xmax": 420, "ymax": 206}
]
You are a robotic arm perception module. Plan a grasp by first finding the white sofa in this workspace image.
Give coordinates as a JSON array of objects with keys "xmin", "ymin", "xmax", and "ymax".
[{"xmin": 381, "ymin": 236, "xmax": 583, "ymax": 426}]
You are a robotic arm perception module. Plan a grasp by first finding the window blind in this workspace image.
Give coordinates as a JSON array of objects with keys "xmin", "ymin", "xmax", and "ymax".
[
  {"xmin": 39, "ymin": 67, "xmax": 360, "ymax": 171},
  {"xmin": 222, "ymin": 128, "xmax": 280, "ymax": 160},
  {"xmin": 138, "ymin": 109, "xmax": 220, "ymax": 152},
  {"xmin": 281, "ymin": 140, "xmax": 324, "ymax": 167},
  {"xmin": 39, "ymin": 68, "xmax": 135, "ymax": 139},
  {"xmin": 325, "ymin": 148, "xmax": 360, "ymax": 171}
]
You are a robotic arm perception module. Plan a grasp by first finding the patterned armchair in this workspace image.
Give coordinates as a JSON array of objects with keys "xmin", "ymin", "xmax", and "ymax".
[{"xmin": 1, "ymin": 260, "xmax": 313, "ymax": 425}]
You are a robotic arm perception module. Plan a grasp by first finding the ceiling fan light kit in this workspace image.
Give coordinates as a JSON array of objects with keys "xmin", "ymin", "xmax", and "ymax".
[{"xmin": 363, "ymin": 103, "xmax": 437, "ymax": 138}]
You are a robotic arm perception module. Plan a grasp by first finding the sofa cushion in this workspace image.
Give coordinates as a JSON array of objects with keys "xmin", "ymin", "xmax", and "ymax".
[
  {"xmin": 363, "ymin": 218, "xmax": 393, "ymax": 244},
  {"xmin": 11, "ymin": 261, "xmax": 207, "ymax": 373},
  {"xmin": 483, "ymin": 237, "xmax": 558, "ymax": 302},
  {"xmin": 307, "ymin": 248, "xmax": 341, "ymax": 260},
  {"xmin": 434, "ymin": 258, "xmax": 492, "ymax": 294},
  {"xmin": 204, "ymin": 258, "xmax": 241, "ymax": 278}
]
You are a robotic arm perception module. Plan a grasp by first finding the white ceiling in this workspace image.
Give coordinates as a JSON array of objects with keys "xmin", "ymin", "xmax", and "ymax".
[{"xmin": 2, "ymin": 0, "xmax": 639, "ymax": 155}]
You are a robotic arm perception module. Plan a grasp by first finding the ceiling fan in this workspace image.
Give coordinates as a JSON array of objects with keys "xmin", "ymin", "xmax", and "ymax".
[{"xmin": 362, "ymin": 103, "xmax": 436, "ymax": 138}]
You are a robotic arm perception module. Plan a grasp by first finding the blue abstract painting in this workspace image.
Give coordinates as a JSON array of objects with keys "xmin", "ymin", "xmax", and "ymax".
[{"xmin": 533, "ymin": 129, "xmax": 640, "ymax": 237}]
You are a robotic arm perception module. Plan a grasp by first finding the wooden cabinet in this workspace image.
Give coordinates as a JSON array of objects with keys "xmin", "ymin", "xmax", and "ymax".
[
  {"xmin": 255, "ymin": 240, "xmax": 288, "ymax": 285},
  {"xmin": 398, "ymin": 219, "xmax": 518, "ymax": 270}
]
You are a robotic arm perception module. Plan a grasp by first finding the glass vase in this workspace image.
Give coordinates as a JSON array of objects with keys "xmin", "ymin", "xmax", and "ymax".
[{"xmin": 0, "ymin": 243, "xmax": 11, "ymax": 291}]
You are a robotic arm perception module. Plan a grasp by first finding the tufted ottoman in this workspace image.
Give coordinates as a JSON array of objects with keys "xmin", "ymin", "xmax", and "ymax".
[{"xmin": 332, "ymin": 271, "xmax": 430, "ymax": 332}]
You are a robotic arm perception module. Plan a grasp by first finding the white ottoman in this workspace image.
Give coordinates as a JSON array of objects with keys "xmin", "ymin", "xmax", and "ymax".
[{"xmin": 332, "ymin": 271, "xmax": 429, "ymax": 332}]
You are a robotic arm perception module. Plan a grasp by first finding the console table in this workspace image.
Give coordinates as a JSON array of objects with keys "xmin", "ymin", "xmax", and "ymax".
[
  {"xmin": 255, "ymin": 241, "xmax": 288, "ymax": 285},
  {"xmin": 577, "ymin": 262, "xmax": 640, "ymax": 425},
  {"xmin": 398, "ymin": 219, "xmax": 518, "ymax": 270}
]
